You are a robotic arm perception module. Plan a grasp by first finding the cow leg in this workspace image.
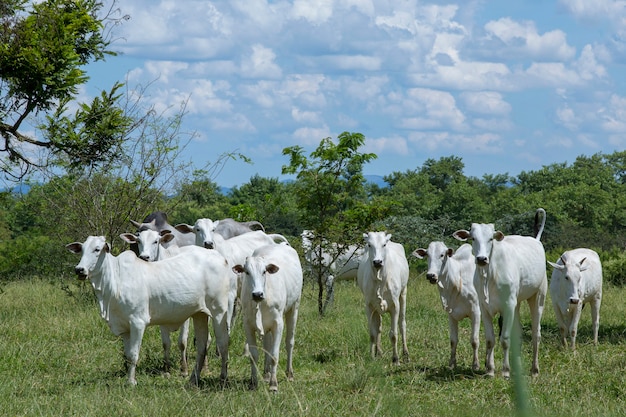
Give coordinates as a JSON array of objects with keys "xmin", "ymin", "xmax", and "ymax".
[
  {"xmin": 470, "ymin": 307, "xmax": 481, "ymax": 372},
  {"xmin": 365, "ymin": 304, "xmax": 382, "ymax": 358},
  {"xmin": 268, "ymin": 318, "xmax": 284, "ymax": 392},
  {"xmin": 245, "ymin": 321, "xmax": 260, "ymax": 390},
  {"xmin": 177, "ymin": 319, "xmax": 190, "ymax": 376},
  {"xmin": 125, "ymin": 322, "xmax": 146, "ymax": 386},
  {"xmin": 590, "ymin": 297, "xmax": 601, "ymax": 345},
  {"xmin": 263, "ymin": 331, "xmax": 274, "ymax": 381},
  {"xmin": 284, "ymin": 306, "xmax": 299, "ymax": 381},
  {"xmin": 482, "ymin": 310, "xmax": 496, "ymax": 377},
  {"xmin": 159, "ymin": 326, "xmax": 172, "ymax": 375},
  {"xmin": 211, "ymin": 312, "xmax": 230, "ymax": 383},
  {"xmin": 448, "ymin": 315, "xmax": 459, "ymax": 370},
  {"xmin": 527, "ymin": 291, "xmax": 545, "ymax": 376},
  {"xmin": 189, "ymin": 313, "xmax": 209, "ymax": 387},
  {"xmin": 399, "ymin": 287, "xmax": 409, "ymax": 360},
  {"xmin": 553, "ymin": 303, "xmax": 568, "ymax": 348},
  {"xmin": 499, "ymin": 300, "xmax": 517, "ymax": 379},
  {"xmin": 389, "ymin": 303, "xmax": 400, "ymax": 365},
  {"xmin": 569, "ymin": 303, "xmax": 583, "ymax": 351}
]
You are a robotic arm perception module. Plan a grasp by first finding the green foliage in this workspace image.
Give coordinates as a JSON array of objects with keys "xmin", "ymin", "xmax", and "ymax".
[
  {"xmin": 0, "ymin": 235, "xmax": 68, "ymax": 280},
  {"xmin": 0, "ymin": 0, "xmax": 119, "ymax": 178},
  {"xmin": 602, "ymin": 256, "xmax": 626, "ymax": 286}
]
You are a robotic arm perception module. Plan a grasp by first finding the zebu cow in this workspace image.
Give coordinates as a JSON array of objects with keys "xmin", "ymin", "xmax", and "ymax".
[
  {"xmin": 233, "ymin": 243, "xmax": 303, "ymax": 392},
  {"xmin": 412, "ymin": 242, "xmax": 480, "ymax": 370},
  {"xmin": 548, "ymin": 248, "xmax": 603, "ymax": 350},
  {"xmin": 66, "ymin": 236, "xmax": 232, "ymax": 386},
  {"xmin": 175, "ymin": 218, "xmax": 281, "ymax": 251},
  {"xmin": 357, "ymin": 231, "xmax": 409, "ymax": 364},
  {"xmin": 119, "ymin": 230, "xmax": 236, "ymax": 375},
  {"xmin": 453, "ymin": 208, "xmax": 548, "ymax": 377},
  {"xmin": 301, "ymin": 230, "xmax": 363, "ymax": 282}
]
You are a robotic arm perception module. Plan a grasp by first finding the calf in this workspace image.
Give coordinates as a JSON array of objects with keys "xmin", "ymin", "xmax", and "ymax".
[
  {"xmin": 66, "ymin": 236, "xmax": 232, "ymax": 386},
  {"xmin": 413, "ymin": 242, "xmax": 480, "ymax": 370},
  {"xmin": 453, "ymin": 208, "xmax": 548, "ymax": 377},
  {"xmin": 548, "ymin": 248, "xmax": 602, "ymax": 350},
  {"xmin": 233, "ymin": 243, "xmax": 303, "ymax": 392},
  {"xmin": 357, "ymin": 231, "xmax": 410, "ymax": 364}
]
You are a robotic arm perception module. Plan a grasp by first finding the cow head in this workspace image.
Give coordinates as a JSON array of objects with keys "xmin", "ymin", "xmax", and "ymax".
[
  {"xmin": 120, "ymin": 230, "xmax": 175, "ymax": 261},
  {"xmin": 176, "ymin": 218, "xmax": 219, "ymax": 249},
  {"xmin": 233, "ymin": 258, "xmax": 280, "ymax": 302},
  {"xmin": 66, "ymin": 236, "xmax": 110, "ymax": 280},
  {"xmin": 453, "ymin": 223, "xmax": 504, "ymax": 266},
  {"xmin": 548, "ymin": 254, "xmax": 589, "ymax": 304},
  {"xmin": 412, "ymin": 241, "xmax": 453, "ymax": 286},
  {"xmin": 363, "ymin": 231, "xmax": 392, "ymax": 271}
]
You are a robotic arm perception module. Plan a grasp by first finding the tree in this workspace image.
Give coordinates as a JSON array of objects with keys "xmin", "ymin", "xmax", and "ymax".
[
  {"xmin": 282, "ymin": 132, "xmax": 377, "ymax": 314},
  {"xmin": 0, "ymin": 0, "xmax": 126, "ymax": 180}
]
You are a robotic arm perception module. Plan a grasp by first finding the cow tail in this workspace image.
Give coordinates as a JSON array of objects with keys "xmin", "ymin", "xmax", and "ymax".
[{"xmin": 534, "ymin": 208, "xmax": 546, "ymax": 241}]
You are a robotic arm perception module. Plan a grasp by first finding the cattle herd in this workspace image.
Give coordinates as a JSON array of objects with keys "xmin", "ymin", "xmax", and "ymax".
[{"xmin": 66, "ymin": 208, "xmax": 603, "ymax": 391}]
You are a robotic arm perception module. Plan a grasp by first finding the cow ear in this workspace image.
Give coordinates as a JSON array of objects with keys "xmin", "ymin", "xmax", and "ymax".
[
  {"xmin": 160, "ymin": 233, "xmax": 176, "ymax": 244},
  {"xmin": 266, "ymin": 264, "xmax": 280, "ymax": 274},
  {"xmin": 578, "ymin": 257, "xmax": 590, "ymax": 272},
  {"xmin": 446, "ymin": 248, "xmax": 454, "ymax": 257},
  {"xmin": 103, "ymin": 242, "xmax": 111, "ymax": 253},
  {"xmin": 120, "ymin": 233, "xmax": 137, "ymax": 244},
  {"xmin": 386, "ymin": 233, "xmax": 392, "ymax": 242},
  {"xmin": 66, "ymin": 242, "xmax": 83, "ymax": 254},
  {"xmin": 232, "ymin": 265, "xmax": 245, "ymax": 274},
  {"xmin": 452, "ymin": 230, "xmax": 470, "ymax": 241},
  {"xmin": 412, "ymin": 249, "xmax": 427, "ymax": 259},
  {"xmin": 362, "ymin": 233, "xmax": 368, "ymax": 241},
  {"xmin": 174, "ymin": 224, "xmax": 193, "ymax": 234},
  {"xmin": 494, "ymin": 231, "xmax": 505, "ymax": 241}
]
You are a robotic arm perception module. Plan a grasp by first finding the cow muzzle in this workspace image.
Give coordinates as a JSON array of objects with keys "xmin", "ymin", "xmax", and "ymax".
[
  {"xmin": 426, "ymin": 273, "xmax": 438, "ymax": 285},
  {"xmin": 373, "ymin": 259, "xmax": 383, "ymax": 269},
  {"xmin": 252, "ymin": 292, "xmax": 265, "ymax": 302},
  {"xmin": 74, "ymin": 267, "xmax": 88, "ymax": 280},
  {"xmin": 204, "ymin": 242, "xmax": 214, "ymax": 249},
  {"xmin": 476, "ymin": 256, "xmax": 489, "ymax": 266}
]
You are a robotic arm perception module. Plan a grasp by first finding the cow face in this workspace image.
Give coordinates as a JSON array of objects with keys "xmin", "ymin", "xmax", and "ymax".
[
  {"xmin": 234, "ymin": 258, "xmax": 280, "ymax": 302},
  {"xmin": 363, "ymin": 231, "xmax": 392, "ymax": 271},
  {"xmin": 66, "ymin": 236, "xmax": 109, "ymax": 280},
  {"xmin": 548, "ymin": 255, "xmax": 588, "ymax": 304},
  {"xmin": 194, "ymin": 218, "xmax": 219, "ymax": 249},
  {"xmin": 412, "ymin": 241, "xmax": 453, "ymax": 285},
  {"xmin": 453, "ymin": 223, "xmax": 503, "ymax": 266}
]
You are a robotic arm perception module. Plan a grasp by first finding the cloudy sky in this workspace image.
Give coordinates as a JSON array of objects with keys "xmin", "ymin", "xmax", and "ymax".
[{"xmin": 86, "ymin": 0, "xmax": 626, "ymax": 187}]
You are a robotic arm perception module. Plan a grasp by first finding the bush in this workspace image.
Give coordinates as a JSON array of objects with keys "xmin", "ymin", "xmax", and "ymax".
[
  {"xmin": 601, "ymin": 255, "xmax": 626, "ymax": 286},
  {"xmin": 0, "ymin": 235, "xmax": 71, "ymax": 281}
]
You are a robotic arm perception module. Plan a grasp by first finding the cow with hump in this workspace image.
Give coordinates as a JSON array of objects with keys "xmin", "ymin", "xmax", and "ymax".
[
  {"xmin": 548, "ymin": 248, "xmax": 603, "ymax": 350},
  {"xmin": 453, "ymin": 208, "xmax": 548, "ymax": 378},
  {"xmin": 66, "ymin": 235, "xmax": 232, "ymax": 386},
  {"xmin": 232, "ymin": 243, "xmax": 303, "ymax": 392},
  {"xmin": 357, "ymin": 231, "xmax": 410, "ymax": 364},
  {"xmin": 412, "ymin": 241, "xmax": 480, "ymax": 371}
]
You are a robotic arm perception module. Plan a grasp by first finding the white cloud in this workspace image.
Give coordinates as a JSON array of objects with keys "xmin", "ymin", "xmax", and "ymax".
[
  {"xmin": 364, "ymin": 135, "xmax": 409, "ymax": 155},
  {"xmin": 484, "ymin": 18, "xmax": 576, "ymax": 61},
  {"xmin": 460, "ymin": 91, "xmax": 511, "ymax": 115},
  {"xmin": 240, "ymin": 45, "xmax": 282, "ymax": 79},
  {"xmin": 292, "ymin": 125, "xmax": 332, "ymax": 146}
]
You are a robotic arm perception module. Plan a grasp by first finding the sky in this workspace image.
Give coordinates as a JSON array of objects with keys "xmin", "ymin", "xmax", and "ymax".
[{"xmin": 84, "ymin": 0, "xmax": 626, "ymax": 188}]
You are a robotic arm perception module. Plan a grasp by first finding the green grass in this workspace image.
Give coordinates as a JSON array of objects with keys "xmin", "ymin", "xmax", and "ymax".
[{"xmin": 1, "ymin": 274, "xmax": 626, "ymax": 417}]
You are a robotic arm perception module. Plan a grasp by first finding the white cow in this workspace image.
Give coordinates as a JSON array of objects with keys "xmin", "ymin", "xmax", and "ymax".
[
  {"xmin": 301, "ymin": 230, "xmax": 363, "ymax": 282},
  {"xmin": 453, "ymin": 208, "xmax": 548, "ymax": 378},
  {"xmin": 176, "ymin": 219, "xmax": 286, "ymax": 250},
  {"xmin": 119, "ymin": 229, "xmax": 236, "ymax": 375},
  {"xmin": 548, "ymin": 248, "xmax": 602, "ymax": 350},
  {"xmin": 66, "ymin": 236, "xmax": 232, "ymax": 386},
  {"xmin": 233, "ymin": 243, "xmax": 303, "ymax": 392},
  {"xmin": 412, "ymin": 242, "xmax": 480, "ymax": 371},
  {"xmin": 357, "ymin": 231, "xmax": 410, "ymax": 364}
]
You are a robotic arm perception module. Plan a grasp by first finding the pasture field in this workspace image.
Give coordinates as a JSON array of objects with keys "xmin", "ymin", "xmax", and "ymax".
[{"xmin": 1, "ymin": 273, "xmax": 626, "ymax": 417}]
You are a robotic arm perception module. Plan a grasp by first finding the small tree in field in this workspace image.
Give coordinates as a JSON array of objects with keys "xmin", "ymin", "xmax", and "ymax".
[{"xmin": 282, "ymin": 132, "xmax": 377, "ymax": 315}]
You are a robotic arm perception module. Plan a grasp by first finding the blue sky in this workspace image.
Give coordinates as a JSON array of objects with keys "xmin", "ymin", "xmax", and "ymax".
[{"xmin": 85, "ymin": 0, "xmax": 626, "ymax": 188}]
